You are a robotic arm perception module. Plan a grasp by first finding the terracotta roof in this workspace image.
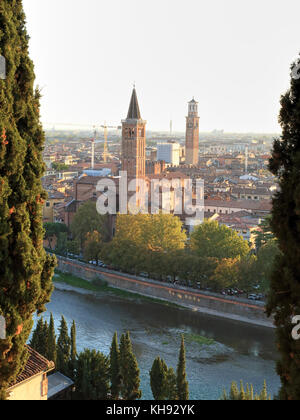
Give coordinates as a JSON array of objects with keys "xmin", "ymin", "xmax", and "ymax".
[
  {"xmin": 205, "ymin": 199, "xmax": 272, "ymax": 211},
  {"xmin": 9, "ymin": 346, "xmax": 54, "ymax": 388}
]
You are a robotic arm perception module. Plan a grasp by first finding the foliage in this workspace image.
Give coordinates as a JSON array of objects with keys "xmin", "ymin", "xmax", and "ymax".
[
  {"xmin": 0, "ymin": 0, "xmax": 56, "ymax": 398},
  {"xmin": 150, "ymin": 357, "xmax": 168, "ymax": 400},
  {"xmin": 267, "ymin": 54, "xmax": 300, "ymax": 400},
  {"xmin": 110, "ymin": 332, "xmax": 121, "ymax": 399},
  {"xmin": 71, "ymin": 201, "xmax": 110, "ymax": 247},
  {"xmin": 177, "ymin": 335, "xmax": 189, "ymax": 400},
  {"xmin": 47, "ymin": 313, "xmax": 57, "ymax": 365},
  {"xmin": 119, "ymin": 332, "xmax": 142, "ymax": 400},
  {"xmin": 191, "ymin": 220, "xmax": 250, "ymax": 260},
  {"xmin": 29, "ymin": 317, "xmax": 48, "ymax": 358},
  {"xmin": 221, "ymin": 380, "xmax": 271, "ymax": 400},
  {"xmin": 255, "ymin": 239, "xmax": 281, "ymax": 293},
  {"xmin": 253, "ymin": 216, "xmax": 274, "ymax": 251},
  {"xmin": 84, "ymin": 231, "xmax": 103, "ymax": 264},
  {"xmin": 44, "ymin": 222, "xmax": 68, "ymax": 250},
  {"xmin": 70, "ymin": 320, "xmax": 77, "ymax": 376},
  {"xmin": 52, "ymin": 162, "xmax": 69, "ymax": 172},
  {"xmin": 74, "ymin": 349, "xmax": 110, "ymax": 400},
  {"xmin": 56, "ymin": 316, "xmax": 71, "ymax": 376}
]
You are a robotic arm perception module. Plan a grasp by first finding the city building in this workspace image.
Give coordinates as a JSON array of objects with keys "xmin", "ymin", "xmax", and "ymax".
[
  {"xmin": 157, "ymin": 141, "xmax": 180, "ymax": 166},
  {"xmin": 121, "ymin": 87, "xmax": 146, "ymax": 179},
  {"xmin": 185, "ymin": 98, "xmax": 200, "ymax": 165},
  {"xmin": 7, "ymin": 346, "xmax": 54, "ymax": 401}
]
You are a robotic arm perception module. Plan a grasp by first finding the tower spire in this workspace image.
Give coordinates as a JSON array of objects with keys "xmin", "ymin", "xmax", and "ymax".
[{"xmin": 127, "ymin": 87, "xmax": 141, "ymax": 120}]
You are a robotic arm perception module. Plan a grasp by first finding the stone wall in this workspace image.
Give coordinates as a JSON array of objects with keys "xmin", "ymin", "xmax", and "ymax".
[{"xmin": 56, "ymin": 256, "xmax": 273, "ymax": 328}]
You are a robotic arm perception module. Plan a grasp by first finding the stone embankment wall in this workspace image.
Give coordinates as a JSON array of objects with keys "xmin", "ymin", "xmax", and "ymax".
[{"xmin": 56, "ymin": 256, "xmax": 273, "ymax": 328}]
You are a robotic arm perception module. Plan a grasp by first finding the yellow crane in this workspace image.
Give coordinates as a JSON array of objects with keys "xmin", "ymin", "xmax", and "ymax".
[{"xmin": 100, "ymin": 122, "xmax": 121, "ymax": 163}]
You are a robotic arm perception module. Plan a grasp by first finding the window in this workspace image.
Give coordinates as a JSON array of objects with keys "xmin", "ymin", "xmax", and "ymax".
[{"xmin": 46, "ymin": 202, "xmax": 50, "ymax": 207}]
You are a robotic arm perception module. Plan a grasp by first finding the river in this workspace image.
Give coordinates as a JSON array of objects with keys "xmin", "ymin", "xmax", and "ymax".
[{"xmin": 39, "ymin": 288, "xmax": 280, "ymax": 400}]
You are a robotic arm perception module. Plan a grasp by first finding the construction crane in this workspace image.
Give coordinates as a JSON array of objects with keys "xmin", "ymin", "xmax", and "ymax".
[
  {"xmin": 43, "ymin": 121, "xmax": 121, "ymax": 167},
  {"xmin": 100, "ymin": 122, "xmax": 122, "ymax": 163}
]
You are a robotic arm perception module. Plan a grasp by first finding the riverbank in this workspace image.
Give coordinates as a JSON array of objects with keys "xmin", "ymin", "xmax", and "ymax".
[
  {"xmin": 53, "ymin": 264, "xmax": 274, "ymax": 329},
  {"xmin": 43, "ymin": 288, "xmax": 280, "ymax": 399},
  {"xmin": 54, "ymin": 271, "xmax": 183, "ymax": 309}
]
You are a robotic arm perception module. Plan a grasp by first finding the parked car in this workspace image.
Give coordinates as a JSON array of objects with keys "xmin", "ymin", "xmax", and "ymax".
[{"xmin": 248, "ymin": 294, "xmax": 261, "ymax": 301}]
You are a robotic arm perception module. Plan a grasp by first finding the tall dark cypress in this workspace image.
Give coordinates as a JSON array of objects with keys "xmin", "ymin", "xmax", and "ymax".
[
  {"xmin": 47, "ymin": 314, "xmax": 57, "ymax": 365},
  {"xmin": 110, "ymin": 332, "xmax": 121, "ymax": 399},
  {"xmin": 69, "ymin": 320, "xmax": 77, "ymax": 377},
  {"xmin": 267, "ymin": 55, "xmax": 300, "ymax": 400},
  {"xmin": 119, "ymin": 332, "xmax": 141, "ymax": 400},
  {"xmin": 150, "ymin": 357, "xmax": 167, "ymax": 400},
  {"xmin": 29, "ymin": 317, "xmax": 45, "ymax": 355},
  {"xmin": 56, "ymin": 316, "xmax": 71, "ymax": 376},
  {"xmin": 0, "ymin": 0, "xmax": 56, "ymax": 399},
  {"xmin": 177, "ymin": 335, "xmax": 189, "ymax": 400}
]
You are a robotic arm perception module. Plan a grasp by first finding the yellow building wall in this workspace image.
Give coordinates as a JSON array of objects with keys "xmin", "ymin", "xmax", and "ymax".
[{"xmin": 8, "ymin": 374, "xmax": 47, "ymax": 401}]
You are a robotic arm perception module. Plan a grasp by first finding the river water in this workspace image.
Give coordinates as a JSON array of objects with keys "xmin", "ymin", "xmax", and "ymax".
[{"xmin": 40, "ymin": 288, "xmax": 280, "ymax": 400}]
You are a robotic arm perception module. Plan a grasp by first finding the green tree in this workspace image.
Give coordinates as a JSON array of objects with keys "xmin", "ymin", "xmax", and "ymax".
[
  {"xmin": 103, "ymin": 213, "xmax": 187, "ymax": 276},
  {"xmin": 110, "ymin": 332, "xmax": 121, "ymax": 399},
  {"xmin": 74, "ymin": 349, "xmax": 110, "ymax": 400},
  {"xmin": 56, "ymin": 232, "xmax": 68, "ymax": 256},
  {"xmin": 44, "ymin": 222, "xmax": 68, "ymax": 251},
  {"xmin": 165, "ymin": 367, "xmax": 178, "ymax": 400},
  {"xmin": 29, "ymin": 318, "xmax": 48, "ymax": 357},
  {"xmin": 84, "ymin": 231, "xmax": 103, "ymax": 264},
  {"xmin": 222, "ymin": 380, "xmax": 271, "ymax": 401},
  {"xmin": 67, "ymin": 238, "xmax": 80, "ymax": 256},
  {"xmin": 236, "ymin": 254, "xmax": 258, "ymax": 294},
  {"xmin": 213, "ymin": 258, "xmax": 240, "ymax": 292},
  {"xmin": 56, "ymin": 316, "xmax": 71, "ymax": 375},
  {"xmin": 0, "ymin": 0, "xmax": 56, "ymax": 399},
  {"xmin": 71, "ymin": 201, "xmax": 110, "ymax": 248},
  {"xmin": 69, "ymin": 320, "xmax": 77, "ymax": 377},
  {"xmin": 119, "ymin": 332, "xmax": 142, "ymax": 400},
  {"xmin": 150, "ymin": 357, "xmax": 168, "ymax": 400},
  {"xmin": 177, "ymin": 335, "xmax": 189, "ymax": 400},
  {"xmin": 52, "ymin": 162, "xmax": 69, "ymax": 172},
  {"xmin": 253, "ymin": 216, "xmax": 274, "ymax": 251},
  {"xmin": 47, "ymin": 314, "xmax": 57, "ymax": 365},
  {"xmin": 191, "ymin": 220, "xmax": 250, "ymax": 260},
  {"xmin": 267, "ymin": 55, "xmax": 300, "ymax": 400},
  {"xmin": 256, "ymin": 239, "xmax": 280, "ymax": 293}
]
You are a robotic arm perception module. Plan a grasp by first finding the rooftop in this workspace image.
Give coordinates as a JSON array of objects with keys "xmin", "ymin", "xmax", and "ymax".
[{"xmin": 9, "ymin": 346, "xmax": 54, "ymax": 389}]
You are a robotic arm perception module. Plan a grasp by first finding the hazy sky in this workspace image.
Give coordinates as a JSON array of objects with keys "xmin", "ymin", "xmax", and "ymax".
[{"xmin": 23, "ymin": 0, "xmax": 300, "ymax": 133}]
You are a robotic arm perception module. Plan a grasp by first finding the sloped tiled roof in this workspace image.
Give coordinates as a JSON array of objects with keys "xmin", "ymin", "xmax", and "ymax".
[{"xmin": 9, "ymin": 346, "xmax": 54, "ymax": 388}]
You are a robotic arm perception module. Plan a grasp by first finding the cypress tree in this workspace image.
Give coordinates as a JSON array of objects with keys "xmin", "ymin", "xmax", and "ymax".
[
  {"xmin": 29, "ymin": 317, "xmax": 45, "ymax": 355},
  {"xmin": 166, "ymin": 367, "xmax": 178, "ymax": 400},
  {"xmin": 110, "ymin": 332, "xmax": 121, "ymax": 399},
  {"xmin": 119, "ymin": 332, "xmax": 141, "ymax": 400},
  {"xmin": 0, "ymin": 0, "xmax": 56, "ymax": 399},
  {"xmin": 267, "ymin": 54, "xmax": 300, "ymax": 400},
  {"xmin": 47, "ymin": 313, "xmax": 56, "ymax": 365},
  {"xmin": 150, "ymin": 357, "xmax": 167, "ymax": 400},
  {"xmin": 229, "ymin": 382, "xmax": 240, "ymax": 401},
  {"xmin": 177, "ymin": 335, "xmax": 189, "ymax": 400},
  {"xmin": 56, "ymin": 316, "xmax": 71, "ymax": 375},
  {"xmin": 74, "ymin": 349, "xmax": 110, "ymax": 401},
  {"xmin": 69, "ymin": 320, "xmax": 77, "ymax": 378}
]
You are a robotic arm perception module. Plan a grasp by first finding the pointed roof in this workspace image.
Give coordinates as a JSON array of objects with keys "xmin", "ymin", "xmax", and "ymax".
[
  {"xmin": 127, "ymin": 88, "xmax": 141, "ymax": 120},
  {"xmin": 189, "ymin": 97, "xmax": 198, "ymax": 104}
]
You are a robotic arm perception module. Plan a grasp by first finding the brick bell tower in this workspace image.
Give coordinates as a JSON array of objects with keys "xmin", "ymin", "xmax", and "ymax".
[
  {"xmin": 122, "ymin": 87, "xmax": 146, "ymax": 179},
  {"xmin": 185, "ymin": 98, "xmax": 200, "ymax": 165}
]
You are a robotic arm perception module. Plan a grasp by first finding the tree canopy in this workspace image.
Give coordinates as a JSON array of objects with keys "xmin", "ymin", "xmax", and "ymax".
[
  {"xmin": 191, "ymin": 220, "xmax": 250, "ymax": 260},
  {"xmin": 0, "ymin": 0, "xmax": 56, "ymax": 399}
]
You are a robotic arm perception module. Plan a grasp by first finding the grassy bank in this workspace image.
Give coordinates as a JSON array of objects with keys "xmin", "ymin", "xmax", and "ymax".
[
  {"xmin": 185, "ymin": 333, "xmax": 215, "ymax": 346},
  {"xmin": 54, "ymin": 270, "xmax": 183, "ymax": 309}
]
